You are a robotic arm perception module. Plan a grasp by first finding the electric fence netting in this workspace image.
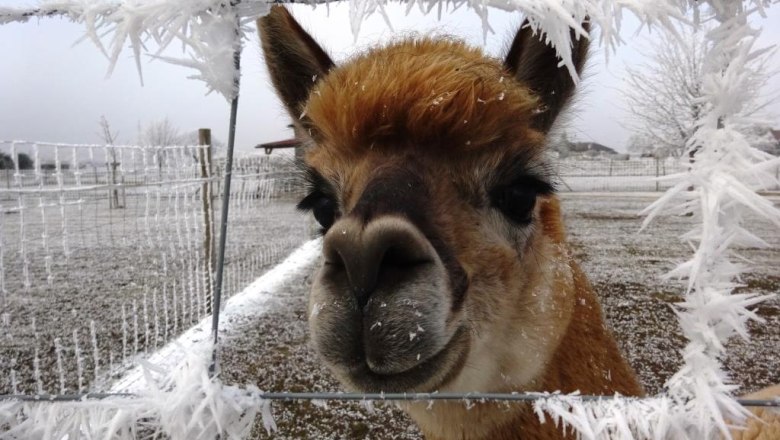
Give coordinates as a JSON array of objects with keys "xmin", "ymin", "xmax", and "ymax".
[{"xmin": 0, "ymin": 1, "xmax": 779, "ymax": 439}]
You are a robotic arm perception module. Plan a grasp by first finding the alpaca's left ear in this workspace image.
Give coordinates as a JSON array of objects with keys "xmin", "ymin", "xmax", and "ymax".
[
  {"xmin": 258, "ymin": 6, "xmax": 334, "ymax": 125},
  {"xmin": 504, "ymin": 20, "xmax": 589, "ymax": 132}
]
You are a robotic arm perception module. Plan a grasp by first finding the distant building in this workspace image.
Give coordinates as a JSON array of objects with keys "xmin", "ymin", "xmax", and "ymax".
[
  {"xmin": 568, "ymin": 142, "xmax": 618, "ymax": 155},
  {"xmin": 553, "ymin": 139, "xmax": 619, "ymax": 159},
  {"xmin": 769, "ymin": 129, "xmax": 780, "ymax": 155}
]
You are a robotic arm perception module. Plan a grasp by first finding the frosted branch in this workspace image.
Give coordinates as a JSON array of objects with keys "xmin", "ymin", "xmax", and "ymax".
[
  {"xmin": 1, "ymin": 0, "xmax": 691, "ymax": 95},
  {"xmin": 0, "ymin": 0, "xmax": 271, "ymax": 100},
  {"xmin": 639, "ymin": 1, "xmax": 780, "ymax": 438}
]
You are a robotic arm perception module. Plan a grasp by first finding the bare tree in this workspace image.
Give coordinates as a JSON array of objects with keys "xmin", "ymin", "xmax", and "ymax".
[
  {"xmin": 177, "ymin": 130, "xmax": 225, "ymax": 162},
  {"xmin": 622, "ymin": 24, "xmax": 775, "ymax": 158},
  {"xmin": 98, "ymin": 115, "xmax": 119, "ymax": 145},
  {"xmin": 138, "ymin": 117, "xmax": 181, "ymax": 177},
  {"xmin": 97, "ymin": 115, "xmax": 124, "ymax": 208},
  {"xmin": 139, "ymin": 117, "xmax": 180, "ymax": 147}
]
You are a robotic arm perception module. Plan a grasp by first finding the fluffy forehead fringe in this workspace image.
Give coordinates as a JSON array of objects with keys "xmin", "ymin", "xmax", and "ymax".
[{"xmin": 304, "ymin": 36, "xmax": 542, "ymax": 154}]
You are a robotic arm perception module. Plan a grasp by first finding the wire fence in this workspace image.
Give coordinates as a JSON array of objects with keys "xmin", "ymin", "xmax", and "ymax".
[
  {"xmin": 554, "ymin": 157, "xmax": 680, "ymax": 192},
  {"xmin": 0, "ymin": 139, "xmax": 308, "ymax": 397},
  {"xmin": 5, "ymin": 390, "xmax": 777, "ymax": 407}
]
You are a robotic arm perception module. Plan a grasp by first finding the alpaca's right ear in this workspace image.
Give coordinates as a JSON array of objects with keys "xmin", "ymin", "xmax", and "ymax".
[
  {"xmin": 504, "ymin": 19, "xmax": 589, "ymax": 133},
  {"xmin": 258, "ymin": 6, "xmax": 334, "ymax": 122}
]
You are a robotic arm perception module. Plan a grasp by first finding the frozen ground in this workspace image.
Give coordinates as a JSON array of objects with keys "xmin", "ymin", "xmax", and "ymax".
[
  {"xmin": 0, "ymin": 193, "xmax": 307, "ymax": 396},
  {"xmin": 216, "ymin": 193, "xmax": 780, "ymax": 439}
]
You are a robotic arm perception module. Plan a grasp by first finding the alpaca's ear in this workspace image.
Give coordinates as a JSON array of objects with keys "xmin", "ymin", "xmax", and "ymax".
[
  {"xmin": 504, "ymin": 20, "xmax": 589, "ymax": 132},
  {"xmin": 258, "ymin": 6, "xmax": 334, "ymax": 123}
]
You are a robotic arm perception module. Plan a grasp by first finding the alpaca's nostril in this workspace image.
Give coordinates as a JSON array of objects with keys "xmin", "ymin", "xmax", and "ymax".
[
  {"xmin": 321, "ymin": 217, "xmax": 436, "ymax": 309},
  {"xmin": 354, "ymin": 238, "xmax": 431, "ymax": 309},
  {"xmin": 381, "ymin": 246, "xmax": 431, "ymax": 268}
]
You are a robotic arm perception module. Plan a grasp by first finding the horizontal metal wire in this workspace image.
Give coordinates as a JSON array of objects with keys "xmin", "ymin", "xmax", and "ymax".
[
  {"xmin": 0, "ymin": 393, "xmax": 135, "ymax": 402},
  {"xmin": 1, "ymin": 392, "xmax": 778, "ymax": 407}
]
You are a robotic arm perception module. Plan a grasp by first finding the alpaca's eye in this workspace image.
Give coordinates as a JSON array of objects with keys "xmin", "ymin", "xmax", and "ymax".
[
  {"xmin": 298, "ymin": 192, "xmax": 338, "ymax": 231},
  {"xmin": 312, "ymin": 197, "xmax": 337, "ymax": 230},
  {"xmin": 491, "ymin": 185, "xmax": 537, "ymax": 225}
]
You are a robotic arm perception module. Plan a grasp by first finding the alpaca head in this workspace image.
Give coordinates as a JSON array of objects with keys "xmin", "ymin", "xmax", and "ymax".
[{"xmin": 259, "ymin": 7, "xmax": 589, "ymax": 394}]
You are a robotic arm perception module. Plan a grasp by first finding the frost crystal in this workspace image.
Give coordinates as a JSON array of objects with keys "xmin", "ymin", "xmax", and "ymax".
[
  {"xmin": 0, "ymin": 346, "xmax": 276, "ymax": 439},
  {"xmin": 0, "ymin": 0, "xmax": 688, "ymax": 99},
  {"xmin": 638, "ymin": 2, "xmax": 779, "ymax": 438}
]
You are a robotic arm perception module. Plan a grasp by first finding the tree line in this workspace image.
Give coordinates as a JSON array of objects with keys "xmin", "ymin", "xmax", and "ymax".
[
  {"xmin": 0, "ymin": 152, "xmax": 33, "ymax": 170},
  {"xmin": 623, "ymin": 22, "xmax": 778, "ymax": 159}
]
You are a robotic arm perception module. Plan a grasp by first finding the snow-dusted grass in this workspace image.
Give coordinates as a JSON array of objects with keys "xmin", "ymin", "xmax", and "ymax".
[
  {"xmin": 0, "ymin": 238, "xmax": 320, "ymax": 440},
  {"xmin": 0, "ymin": 197, "xmax": 306, "ymax": 397},
  {"xmin": 110, "ymin": 238, "xmax": 321, "ymax": 394}
]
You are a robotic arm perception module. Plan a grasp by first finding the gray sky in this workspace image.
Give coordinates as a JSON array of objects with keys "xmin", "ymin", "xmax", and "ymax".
[{"xmin": 1, "ymin": 2, "xmax": 779, "ymax": 154}]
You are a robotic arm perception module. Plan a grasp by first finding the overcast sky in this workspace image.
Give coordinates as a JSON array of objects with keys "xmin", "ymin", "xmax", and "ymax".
[{"xmin": 1, "ymin": 2, "xmax": 779, "ymax": 154}]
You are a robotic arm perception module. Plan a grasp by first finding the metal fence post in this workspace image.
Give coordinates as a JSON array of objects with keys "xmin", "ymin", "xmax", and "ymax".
[{"xmin": 209, "ymin": 4, "xmax": 242, "ymax": 378}]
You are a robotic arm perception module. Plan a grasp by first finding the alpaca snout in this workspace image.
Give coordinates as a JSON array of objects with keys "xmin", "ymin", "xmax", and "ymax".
[
  {"xmin": 311, "ymin": 216, "xmax": 460, "ymax": 381},
  {"xmin": 321, "ymin": 216, "xmax": 436, "ymax": 309}
]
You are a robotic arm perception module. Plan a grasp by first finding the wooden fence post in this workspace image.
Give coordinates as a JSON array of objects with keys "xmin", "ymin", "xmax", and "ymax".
[
  {"xmin": 199, "ymin": 128, "xmax": 215, "ymax": 313},
  {"xmin": 108, "ymin": 151, "xmax": 122, "ymax": 209}
]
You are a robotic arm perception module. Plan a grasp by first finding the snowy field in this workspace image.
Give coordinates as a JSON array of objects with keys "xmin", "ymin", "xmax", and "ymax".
[
  {"xmin": 211, "ymin": 193, "xmax": 780, "ymax": 439},
  {"xmin": 0, "ymin": 191, "xmax": 308, "ymax": 396}
]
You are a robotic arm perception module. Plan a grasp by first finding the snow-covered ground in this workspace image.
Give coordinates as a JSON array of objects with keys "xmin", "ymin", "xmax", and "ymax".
[
  {"xmin": 209, "ymin": 193, "xmax": 780, "ymax": 439},
  {"xmin": 0, "ymin": 195, "xmax": 307, "ymax": 396},
  {"xmin": 110, "ymin": 238, "xmax": 321, "ymax": 394}
]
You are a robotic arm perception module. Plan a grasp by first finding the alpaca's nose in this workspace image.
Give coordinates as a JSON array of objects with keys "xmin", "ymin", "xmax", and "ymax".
[{"xmin": 321, "ymin": 216, "xmax": 435, "ymax": 308}]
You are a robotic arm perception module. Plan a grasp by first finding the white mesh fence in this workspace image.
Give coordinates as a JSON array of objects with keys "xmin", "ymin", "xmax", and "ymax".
[
  {"xmin": 552, "ymin": 157, "xmax": 779, "ymax": 192},
  {"xmin": 0, "ymin": 140, "xmax": 307, "ymax": 396}
]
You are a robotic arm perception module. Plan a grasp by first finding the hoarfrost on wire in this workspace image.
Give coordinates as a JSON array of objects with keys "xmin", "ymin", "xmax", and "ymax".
[
  {"xmin": 0, "ymin": 345, "xmax": 276, "ymax": 440},
  {"xmin": 0, "ymin": 0, "xmax": 691, "ymax": 98},
  {"xmin": 637, "ymin": 2, "xmax": 780, "ymax": 439},
  {"xmin": 0, "ymin": 0, "xmax": 270, "ymax": 100}
]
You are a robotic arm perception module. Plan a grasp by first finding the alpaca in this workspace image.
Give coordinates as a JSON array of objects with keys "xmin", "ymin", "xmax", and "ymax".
[{"xmin": 258, "ymin": 6, "xmax": 643, "ymax": 439}]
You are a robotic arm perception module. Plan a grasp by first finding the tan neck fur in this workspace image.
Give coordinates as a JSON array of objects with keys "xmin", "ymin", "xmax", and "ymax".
[
  {"xmin": 404, "ymin": 267, "xmax": 644, "ymax": 439},
  {"xmin": 403, "ymin": 201, "xmax": 643, "ymax": 440}
]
